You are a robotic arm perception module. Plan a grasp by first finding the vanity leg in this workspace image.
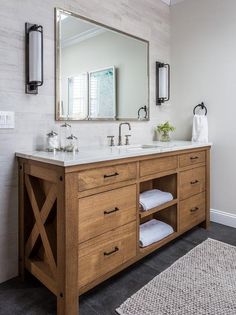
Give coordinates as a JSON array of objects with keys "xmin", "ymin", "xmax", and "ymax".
[
  {"xmin": 57, "ymin": 172, "xmax": 79, "ymax": 315},
  {"xmin": 206, "ymin": 149, "xmax": 211, "ymax": 228},
  {"xmin": 201, "ymin": 149, "xmax": 211, "ymax": 229},
  {"xmin": 18, "ymin": 162, "xmax": 25, "ymax": 281}
]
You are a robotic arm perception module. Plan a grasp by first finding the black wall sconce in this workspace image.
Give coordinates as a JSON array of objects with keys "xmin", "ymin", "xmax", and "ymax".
[
  {"xmin": 25, "ymin": 23, "xmax": 43, "ymax": 94},
  {"xmin": 156, "ymin": 62, "xmax": 170, "ymax": 105}
]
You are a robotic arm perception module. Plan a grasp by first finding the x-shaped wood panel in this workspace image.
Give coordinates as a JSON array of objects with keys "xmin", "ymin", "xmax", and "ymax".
[{"xmin": 25, "ymin": 174, "xmax": 57, "ymax": 279}]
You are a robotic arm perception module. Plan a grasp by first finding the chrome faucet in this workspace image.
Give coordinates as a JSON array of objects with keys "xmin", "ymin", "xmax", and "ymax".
[{"xmin": 118, "ymin": 122, "xmax": 131, "ymax": 146}]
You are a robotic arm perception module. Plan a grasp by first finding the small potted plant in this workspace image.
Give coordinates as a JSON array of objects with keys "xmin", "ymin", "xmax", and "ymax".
[{"xmin": 157, "ymin": 121, "xmax": 175, "ymax": 142}]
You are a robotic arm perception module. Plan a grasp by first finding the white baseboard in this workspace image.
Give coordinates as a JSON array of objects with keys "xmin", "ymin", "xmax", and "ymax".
[{"xmin": 210, "ymin": 209, "xmax": 236, "ymax": 229}]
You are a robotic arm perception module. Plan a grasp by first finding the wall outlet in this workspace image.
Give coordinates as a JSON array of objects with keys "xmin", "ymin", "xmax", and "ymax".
[{"xmin": 0, "ymin": 111, "xmax": 15, "ymax": 129}]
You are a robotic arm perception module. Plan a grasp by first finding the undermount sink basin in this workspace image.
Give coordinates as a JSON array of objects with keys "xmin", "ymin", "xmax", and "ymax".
[
  {"xmin": 141, "ymin": 144, "xmax": 162, "ymax": 149},
  {"xmin": 114, "ymin": 143, "xmax": 177, "ymax": 151},
  {"xmin": 126, "ymin": 144, "xmax": 162, "ymax": 150}
]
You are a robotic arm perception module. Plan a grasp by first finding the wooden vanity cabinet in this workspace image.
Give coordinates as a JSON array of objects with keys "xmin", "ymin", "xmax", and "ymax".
[{"xmin": 18, "ymin": 146, "xmax": 210, "ymax": 315}]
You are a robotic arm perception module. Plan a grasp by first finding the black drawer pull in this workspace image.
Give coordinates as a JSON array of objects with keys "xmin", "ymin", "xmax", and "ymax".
[
  {"xmin": 190, "ymin": 180, "xmax": 199, "ymax": 185},
  {"xmin": 104, "ymin": 207, "xmax": 119, "ymax": 215},
  {"xmin": 104, "ymin": 172, "xmax": 119, "ymax": 178},
  {"xmin": 190, "ymin": 207, "xmax": 199, "ymax": 212},
  {"xmin": 190, "ymin": 156, "xmax": 199, "ymax": 160},
  {"xmin": 104, "ymin": 246, "xmax": 119, "ymax": 256}
]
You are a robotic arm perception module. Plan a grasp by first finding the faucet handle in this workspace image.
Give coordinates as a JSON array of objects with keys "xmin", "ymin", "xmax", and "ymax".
[
  {"xmin": 107, "ymin": 136, "xmax": 115, "ymax": 147},
  {"xmin": 125, "ymin": 135, "xmax": 131, "ymax": 146}
]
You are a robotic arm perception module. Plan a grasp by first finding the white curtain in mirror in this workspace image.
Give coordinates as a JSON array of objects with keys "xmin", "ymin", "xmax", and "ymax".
[{"xmin": 68, "ymin": 73, "xmax": 88, "ymax": 119}]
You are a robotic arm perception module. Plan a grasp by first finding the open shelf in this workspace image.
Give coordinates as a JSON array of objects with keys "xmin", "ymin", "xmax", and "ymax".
[
  {"xmin": 139, "ymin": 231, "xmax": 178, "ymax": 256},
  {"xmin": 140, "ymin": 173, "xmax": 177, "ymax": 199},
  {"xmin": 139, "ymin": 172, "xmax": 178, "ymax": 224},
  {"xmin": 140, "ymin": 204, "xmax": 177, "ymax": 228},
  {"xmin": 139, "ymin": 198, "xmax": 178, "ymax": 219},
  {"xmin": 139, "ymin": 203, "xmax": 178, "ymax": 255}
]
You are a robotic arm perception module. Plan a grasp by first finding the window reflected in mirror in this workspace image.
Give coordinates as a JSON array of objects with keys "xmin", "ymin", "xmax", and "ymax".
[
  {"xmin": 89, "ymin": 67, "xmax": 116, "ymax": 120},
  {"xmin": 68, "ymin": 73, "xmax": 88, "ymax": 119}
]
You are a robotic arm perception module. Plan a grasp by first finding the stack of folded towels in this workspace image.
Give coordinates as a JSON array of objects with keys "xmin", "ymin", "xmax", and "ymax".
[
  {"xmin": 140, "ymin": 219, "xmax": 174, "ymax": 248},
  {"xmin": 140, "ymin": 189, "xmax": 173, "ymax": 211}
]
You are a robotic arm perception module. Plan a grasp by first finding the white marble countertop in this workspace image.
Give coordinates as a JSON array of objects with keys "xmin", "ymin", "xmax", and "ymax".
[{"xmin": 16, "ymin": 141, "xmax": 212, "ymax": 167}]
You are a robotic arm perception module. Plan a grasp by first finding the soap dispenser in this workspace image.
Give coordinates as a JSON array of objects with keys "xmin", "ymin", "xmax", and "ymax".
[
  {"xmin": 65, "ymin": 134, "xmax": 78, "ymax": 153},
  {"xmin": 46, "ymin": 131, "xmax": 59, "ymax": 152},
  {"xmin": 60, "ymin": 122, "xmax": 71, "ymax": 151}
]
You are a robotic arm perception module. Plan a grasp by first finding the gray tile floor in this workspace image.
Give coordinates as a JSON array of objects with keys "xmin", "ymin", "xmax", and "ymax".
[{"xmin": 0, "ymin": 222, "xmax": 235, "ymax": 315}]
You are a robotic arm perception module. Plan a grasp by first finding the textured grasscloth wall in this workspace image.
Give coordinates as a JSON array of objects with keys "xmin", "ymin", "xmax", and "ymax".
[
  {"xmin": 0, "ymin": 0, "xmax": 170, "ymax": 283},
  {"xmin": 171, "ymin": 0, "xmax": 236, "ymax": 216}
]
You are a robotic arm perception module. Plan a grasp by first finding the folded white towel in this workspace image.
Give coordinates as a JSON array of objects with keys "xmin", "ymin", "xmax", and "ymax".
[
  {"xmin": 192, "ymin": 114, "xmax": 208, "ymax": 143},
  {"xmin": 140, "ymin": 219, "xmax": 174, "ymax": 248},
  {"xmin": 140, "ymin": 189, "xmax": 173, "ymax": 211}
]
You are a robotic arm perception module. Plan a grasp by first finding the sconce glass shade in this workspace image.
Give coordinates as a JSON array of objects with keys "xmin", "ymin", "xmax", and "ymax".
[
  {"xmin": 29, "ymin": 29, "xmax": 42, "ymax": 82},
  {"xmin": 156, "ymin": 62, "xmax": 170, "ymax": 105},
  {"xmin": 25, "ymin": 23, "xmax": 43, "ymax": 94}
]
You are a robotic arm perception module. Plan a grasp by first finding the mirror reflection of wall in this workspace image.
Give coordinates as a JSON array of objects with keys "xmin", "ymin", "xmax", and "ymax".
[{"xmin": 57, "ymin": 9, "xmax": 149, "ymax": 121}]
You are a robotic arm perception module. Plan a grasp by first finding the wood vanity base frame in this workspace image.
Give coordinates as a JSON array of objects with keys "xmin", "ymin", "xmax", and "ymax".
[{"xmin": 18, "ymin": 146, "xmax": 211, "ymax": 315}]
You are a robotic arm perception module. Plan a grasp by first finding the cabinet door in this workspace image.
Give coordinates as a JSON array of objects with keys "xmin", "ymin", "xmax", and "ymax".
[
  {"xmin": 179, "ymin": 151, "xmax": 205, "ymax": 168},
  {"xmin": 179, "ymin": 166, "xmax": 205, "ymax": 200},
  {"xmin": 79, "ymin": 222, "xmax": 137, "ymax": 288},
  {"xmin": 180, "ymin": 192, "xmax": 206, "ymax": 232},
  {"xmin": 140, "ymin": 156, "xmax": 178, "ymax": 177},
  {"xmin": 79, "ymin": 185, "xmax": 137, "ymax": 243},
  {"xmin": 78, "ymin": 162, "xmax": 137, "ymax": 191}
]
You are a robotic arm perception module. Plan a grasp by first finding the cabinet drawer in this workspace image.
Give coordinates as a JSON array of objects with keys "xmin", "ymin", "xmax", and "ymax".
[
  {"xmin": 79, "ymin": 222, "xmax": 137, "ymax": 288},
  {"xmin": 78, "ymin": 185, "xmax": 137, "ymax": 243},
  {"xmin": 180, "ymin": 192, "xmax": 206, "ymax": 232},
  {"xmin": 140, "ymin": 156, "xmax": 178, "ymax": 177},
  {"xmin": 179, "ymin": 151, "xmax": 205, "ymax": 168},
  {"xmin": 180, "ymin": 166, "xmax": 205, "ymax": 200},
  {"xmin": 78, "ymin": 162, "xmax": 137, "ymax": 191}
]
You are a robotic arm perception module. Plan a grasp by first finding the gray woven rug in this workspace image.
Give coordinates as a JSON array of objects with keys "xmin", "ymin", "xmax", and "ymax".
[{"xmin": 116, "ymin": 238, "xmax": 236, "ymax": 315}]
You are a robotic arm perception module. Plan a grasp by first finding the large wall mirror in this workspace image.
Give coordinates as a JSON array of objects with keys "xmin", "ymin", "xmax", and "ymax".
[{"xmin": 55, "ymin": 8, "xmax": 149, "ymax": 121}]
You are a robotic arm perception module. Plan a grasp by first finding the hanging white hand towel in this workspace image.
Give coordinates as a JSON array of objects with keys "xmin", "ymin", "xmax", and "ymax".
[{"xmin": 192, "ymin": 114, "xmax": 208, "ymax": 143}]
